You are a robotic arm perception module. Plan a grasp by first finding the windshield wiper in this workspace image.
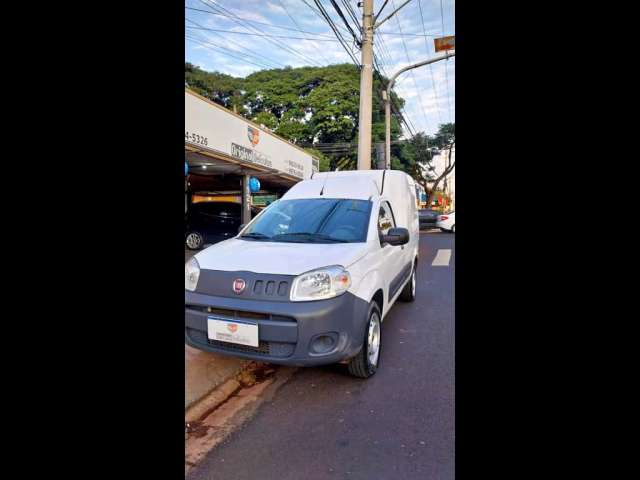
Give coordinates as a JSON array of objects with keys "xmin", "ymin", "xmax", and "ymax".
[
  {"xmin": 271, "ymin": 232, "xmax": 349, "ymax": 243},
  {"xmin": 239, "ymin": 232, "xmax": 272, "ymax": 240}
]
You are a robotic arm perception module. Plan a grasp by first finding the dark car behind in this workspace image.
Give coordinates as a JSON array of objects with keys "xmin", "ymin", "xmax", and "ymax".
[
  {"xmin": 418, "ymin": 209, "xmax": 439, "ymax": 230},
  {"xmin": 185, "ymin": 201, "xmax": 259, "ymax": 250}
]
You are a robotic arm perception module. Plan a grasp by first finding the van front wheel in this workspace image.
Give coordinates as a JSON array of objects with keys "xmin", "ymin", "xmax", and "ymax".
[{"xmin": 347, "ymin": 302, "xmax": 382, "ymax": 379}]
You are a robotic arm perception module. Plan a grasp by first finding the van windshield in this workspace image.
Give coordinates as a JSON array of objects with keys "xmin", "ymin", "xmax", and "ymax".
[{"xmin": 240, "ymin": 199, "xmax": 372, "ymax": 243}]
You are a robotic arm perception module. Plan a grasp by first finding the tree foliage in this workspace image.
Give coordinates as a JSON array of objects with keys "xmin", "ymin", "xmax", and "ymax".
[
  {"xmin": 185, "ymin": 62, "xmax": 404, "ymax": 169},
  {"xmin": 185, "ymin": 62, "xmax": 454, "ymax": 183},
  {"xmin": 403, "ymin": 124, "xmax": 455, "ymax": 207}
]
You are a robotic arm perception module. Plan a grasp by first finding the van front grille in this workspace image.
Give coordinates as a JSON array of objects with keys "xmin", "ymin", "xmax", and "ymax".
[
  {"xmin": 186, "ymin": 328, "xmax": 294, "ymax": 358},
  {"xmin": 185, "ymin": 305, "xmax": 295, "ymax": 323}
]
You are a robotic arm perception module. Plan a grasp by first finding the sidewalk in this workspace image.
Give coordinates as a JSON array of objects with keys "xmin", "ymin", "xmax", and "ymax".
[
  {"xmin": 185, "ymin": 247, "xmax": 249, "ymax": 409},
  {"xmin": 185, "ymin": 345, "xmax": 249, "ymax": 409}
]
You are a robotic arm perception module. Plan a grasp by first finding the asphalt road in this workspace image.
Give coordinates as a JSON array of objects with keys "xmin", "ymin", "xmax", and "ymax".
[{"xmin": 188, "ymin": 232, "xmax": 455, "ymax": 480}]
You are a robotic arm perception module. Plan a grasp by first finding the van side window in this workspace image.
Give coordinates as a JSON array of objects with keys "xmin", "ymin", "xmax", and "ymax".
[{"xmin": 378, "ymin": 201, "xmax": 396, "ymax": 237}]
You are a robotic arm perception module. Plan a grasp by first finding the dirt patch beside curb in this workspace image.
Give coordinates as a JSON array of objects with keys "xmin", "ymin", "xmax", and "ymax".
[{"xmin": 185, "ymin": 363, "xmax": 296, "ymax": 475}]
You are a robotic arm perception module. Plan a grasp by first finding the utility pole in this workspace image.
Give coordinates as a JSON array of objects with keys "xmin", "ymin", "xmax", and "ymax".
[
  {"xmin": 356, "ymin": 0, "xmax": 374, "ymax": 170},
  {"xmin": 357, "ymin": 0, "xmax": 414, "ymax": 170}
]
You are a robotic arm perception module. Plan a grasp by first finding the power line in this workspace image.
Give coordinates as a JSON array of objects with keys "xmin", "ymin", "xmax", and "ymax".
[
  {"xmin": 372, "ymin": 56, "xmax": 416, "ymax": 138},
  {"xmin": 309, "ymin": 0, "xmax": 361, "ymax": 66},
  {"xmin": 417, "ymin": 0, "xmax": 443, "ymax": 128},
  {"xmin": 340, "ymin": 0, "xmax": 361, "ymax": 31},
  {"xmin": 317, "ymin": 0, "xmax": 360, "ymax": 46},
  {"xmin": 313, "ymin": 0, "xmax": 360, "ymax": 59},
  {"xmin": 375, "ymin": 30, "xmax": 396, "ymax": 73},
  {"xmin": 440, "ymin": 0, "xmax": 453, "ymax": 123},
  {"xmin": 185, "ymin": 25, "xmax": 344, "ymax": 42},
  {"xmin": 276, "ymin": 0, "xmax": 334, "ymax": 65},
  {"xmin": 186, "ymin": 17, "xmax": 286, "ymax": 69},
  {"xmin": 371, "ymin": 9, "xmax": 418, "ymax": 138},
  {"xmin": 439, "ymin": 0, "xmax": 446, "ymax": 35},
  {"xmin": 186, "ymin": 34, "xmax": 276, "ymax": 70},
  {"xmin": 379, "ymin": 31, "xmax": 441, "ymax": 37},
  {"xmin": 363, "ymin": 6, "xmax": 418, "ymax": 139},
  {"xmin": 186, "ymin": 33, "xmax": 275, "ymax": 70},
  {"xmin": 390, "ymin": 0, "xmax": 435, "ymax": 135},
  {"xmin": 372, "ymin": 46, "xmax": 390, "ymax": 76},
  {"xmin": 299, "ymin": 0, "xmax": 353, "ymax": 37},
  {"xmin": 376, "ymin": 39, "xmax": 398, "ymax": 81},
  {"xmin": 329, "ymin": 0, "xmax": 361, "ymax": 46},
  {"xmin": 377, "ymin": 0, "xmax": 392, "ymax": 17},
  {"xmin": 374, "ymin": 2, "xmax": 446, "ymax": 137},
  {"xmin": 372, "ymin": 61, "xmax": 416, "ymax": 138},
  {"xmin": 187, "ymin": 4, "xmax": 441, "ymax": 37},
  {"xmin": 198, "ymin": 0, "xmax": 324, "ymax": 67},
  {"xmin": 202, "ymin": 0, "xmax": 324, "ymax": 66},
  {"xmin": 185, "ymin": 5, "xmax": 335, "ymax": 38},
  {"xmin": 302, "ymin": 132, "xmax": 427, "ymax": 155},
  {"xmin": 306, "ymin": 139, "xmax": 416, "ymax": 147}
]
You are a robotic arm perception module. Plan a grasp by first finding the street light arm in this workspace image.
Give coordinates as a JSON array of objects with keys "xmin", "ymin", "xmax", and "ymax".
[
  {"xmin": 386, "ymin": 51, "xmax": 455, "ymax": 97},
  {"xmin": 383, "ymin": 50, "xmax": 455, "ymax": 169}
]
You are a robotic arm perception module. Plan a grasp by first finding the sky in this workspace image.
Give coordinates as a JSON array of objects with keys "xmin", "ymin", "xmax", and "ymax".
[{"xmin": 185, "ymin": 0, "xmax": 455, "ymax": 137}]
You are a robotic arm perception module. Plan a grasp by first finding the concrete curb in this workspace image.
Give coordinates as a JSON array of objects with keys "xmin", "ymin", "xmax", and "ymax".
[
  {"xmin": 185, "ymin": 377, "xmax": 241, "ymax": 424},
  {"xmin": 185, "ymin": 365, "xmax": 297, "ymax": 475},
  {"xmin": 185, "ymin": 345, "xmax": 250, "ymax": 410}
]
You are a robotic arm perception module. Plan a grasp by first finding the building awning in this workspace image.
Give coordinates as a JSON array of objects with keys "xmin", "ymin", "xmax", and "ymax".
[
  {"xmin": 185, "ymin": 89, "xmax": 318, "ymax": 189},
  {"xmin": 185, "ymin": 147, "xmax": 300, "ymax": 190}
]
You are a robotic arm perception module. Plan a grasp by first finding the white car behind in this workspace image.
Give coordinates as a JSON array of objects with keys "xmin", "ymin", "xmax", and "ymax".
[{"xmin": 437, "ymin": 212, "xmax": 455, "ymax": 233}]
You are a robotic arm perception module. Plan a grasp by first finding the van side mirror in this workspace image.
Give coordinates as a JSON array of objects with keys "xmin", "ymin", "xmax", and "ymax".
[{"xmin": 382, "ymin": 227, "xmax": 409, "ymax": 246}]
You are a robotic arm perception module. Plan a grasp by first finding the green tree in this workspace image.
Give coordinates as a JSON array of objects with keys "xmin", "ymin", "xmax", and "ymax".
[
  {"xmin": 253, "ymin": 111, "xmax": 278, "ymax": 130},
  {"xmin": 185, "ymin": 62, "xmax": 407, "ymax": 171},
  {"xmin": 185, "ymin": 63, "xmax": 245, "ymax": 113},
  {"xmin": 407, "ymin": 124, "xmax": 455, "ymax": 208}
]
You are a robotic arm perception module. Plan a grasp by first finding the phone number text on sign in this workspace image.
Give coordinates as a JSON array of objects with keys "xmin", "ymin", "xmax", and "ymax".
[{"xmin": 185, "ymin": 131, "xmax": 209, "ymax": 146}]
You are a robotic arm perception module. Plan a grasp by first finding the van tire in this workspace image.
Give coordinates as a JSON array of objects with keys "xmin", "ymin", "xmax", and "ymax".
[
  {"xmin": 347, "ymin": 302, "xmax": 382, "ymax": 379},
  {"xmin": 399, "ymin": 263, "xmax": 416, "ymax": 302}
]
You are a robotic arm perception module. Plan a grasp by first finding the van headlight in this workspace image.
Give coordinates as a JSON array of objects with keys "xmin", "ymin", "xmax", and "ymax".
[
  {"xmin": 290, "ymin": 265, "xmax": 351, "ymax": 302},
  {"xmin": 185, "ymin": 257, "xmax": 200, "ymax": 292}
]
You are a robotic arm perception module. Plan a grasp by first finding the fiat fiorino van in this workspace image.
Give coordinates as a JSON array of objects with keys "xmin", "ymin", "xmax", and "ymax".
[{"xmin": 185, "ymin": 170, "xmax": 420, "ymax": 378}]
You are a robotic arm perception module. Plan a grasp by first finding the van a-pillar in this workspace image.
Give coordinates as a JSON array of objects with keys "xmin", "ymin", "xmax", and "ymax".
[{"xmin": 242, "ymin": 174, "xmax": 251, "ymax": 225}]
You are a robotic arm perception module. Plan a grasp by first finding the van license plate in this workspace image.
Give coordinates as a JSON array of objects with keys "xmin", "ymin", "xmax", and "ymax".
[{"xmin": 207, "ymin": 317, "xmax": 259, "ymax": 347}]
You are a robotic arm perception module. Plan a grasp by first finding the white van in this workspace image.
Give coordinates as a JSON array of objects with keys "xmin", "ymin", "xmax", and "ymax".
[{"xmin": 185, "ymin": 170, "xmax": 420, "ymax": 378}]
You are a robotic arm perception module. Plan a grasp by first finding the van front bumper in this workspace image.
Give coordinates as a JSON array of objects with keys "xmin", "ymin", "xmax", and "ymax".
[{"xmin": 185, "ymin": 290, "xmax": 369, "ymax": 366}]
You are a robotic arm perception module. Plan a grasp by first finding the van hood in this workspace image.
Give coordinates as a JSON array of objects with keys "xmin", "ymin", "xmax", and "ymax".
[{"xmin": 194, "ymin": 238, "xmax": 367, "ymax": 275}]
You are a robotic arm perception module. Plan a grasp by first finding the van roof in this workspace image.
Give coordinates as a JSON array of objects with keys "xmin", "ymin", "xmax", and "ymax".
[
  {"xmin": 281, "ymin": 170, "xmax": 413, "ymax": 201},
  {"xmin": 282, "ymin": 175, "xmax": 378, "ymax": 200}
]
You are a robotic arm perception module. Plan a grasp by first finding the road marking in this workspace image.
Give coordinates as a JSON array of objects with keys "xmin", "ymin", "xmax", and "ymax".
[{"xmin": 432, "ymin": 249, "xmax": 452, "ymax": 266}]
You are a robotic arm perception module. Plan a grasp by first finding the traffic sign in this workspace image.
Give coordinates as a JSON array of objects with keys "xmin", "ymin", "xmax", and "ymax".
[{"xmin": 434, "ymin": 36, "xmax": 455, "ymax": 52}]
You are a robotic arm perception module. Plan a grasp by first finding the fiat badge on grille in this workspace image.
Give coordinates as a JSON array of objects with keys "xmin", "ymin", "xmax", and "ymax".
[{"xmin": 233, "ymin": 278, "xmax": 246, "ymax": 294}]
